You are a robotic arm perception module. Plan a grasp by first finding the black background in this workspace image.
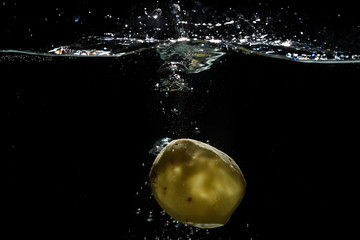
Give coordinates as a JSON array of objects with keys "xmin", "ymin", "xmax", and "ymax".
[{"xmin": 2, "ymin": 0, "xmax": 359, "ymax": 239}]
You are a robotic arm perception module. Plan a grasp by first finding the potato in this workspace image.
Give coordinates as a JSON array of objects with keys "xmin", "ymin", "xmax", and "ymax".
[{"xmin": 149, "ymin": 139, "xmax": 246, "ymax": 228}]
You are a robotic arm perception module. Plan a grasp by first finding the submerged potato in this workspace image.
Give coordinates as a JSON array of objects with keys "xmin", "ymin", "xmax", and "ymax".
[{"xmin": 149, "ymin": 138, "xmax": 246, "ymax": 228}]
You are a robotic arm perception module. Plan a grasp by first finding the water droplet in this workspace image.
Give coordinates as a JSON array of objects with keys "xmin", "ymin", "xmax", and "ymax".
[
  {"xmin": 136, "ymin": 208, "xmax": 141, "ymax": 214},
  {"xmin": 152, "ymin": 8, "xmax": 162, "ymax": 19}
]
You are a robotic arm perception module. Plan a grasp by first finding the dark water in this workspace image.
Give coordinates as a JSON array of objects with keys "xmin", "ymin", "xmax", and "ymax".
[
  {"xmin": 2, "ymin": 0, "xmax": 359, "ymax": 239},
  {"xmin": 3, "ymin": 48, "xmax": 358, "ymax": 239}
]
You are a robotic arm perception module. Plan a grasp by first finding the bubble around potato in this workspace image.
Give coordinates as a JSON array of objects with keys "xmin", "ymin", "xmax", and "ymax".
[{"xmin": 149, "ymin": 138, "xmax": 246, "ymax": 228}]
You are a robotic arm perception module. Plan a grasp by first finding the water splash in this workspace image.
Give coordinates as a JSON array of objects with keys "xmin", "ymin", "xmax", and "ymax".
[
  {"xmin": 2, "ymin": 2, "xmax": 358, "ymax": 59},
  {"xmin": 38, "ymin": 3, "xmax": 359, "ymax": 61},
  {"xmin": 2, "ymin": 1, "xmax": 360, "ymax": 91}
]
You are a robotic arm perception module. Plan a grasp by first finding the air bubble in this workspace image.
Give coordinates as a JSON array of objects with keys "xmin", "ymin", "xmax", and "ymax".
[
  {"xmin": 171, "ymin": 108, "xmax": 179, "ymax": 115},
  {"xmin": 193, "ymin": 127, "xmax": 200, "ymax": 134},
  {"xmin": 149, "ymin": 137, "xmax": 172, "ymax": 155},
  {"xmin": 147, "ymin": 211, "xmax": 155, "ymax": 222},
  {"xmin": 73, "ymin": 15, "xmax": 80, "ymax": 23},
  {"xmin": 171, "ymin": 3, "xmax": 181, "ymax": 15},
  {"xmin": 152, "ymin": 8, "xmax": 162, "ymax": 19}
]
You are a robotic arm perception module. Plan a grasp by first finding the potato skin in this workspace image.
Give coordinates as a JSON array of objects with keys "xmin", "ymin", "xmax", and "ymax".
[{"xmin": 149, "ymin": 139, "xmax": 246, "ymax": 228}]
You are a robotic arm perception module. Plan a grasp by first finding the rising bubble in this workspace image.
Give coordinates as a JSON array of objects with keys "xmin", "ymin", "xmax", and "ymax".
[{"xmin": 151, "ymin": 8, "xmax": 162, "ymax": 19}]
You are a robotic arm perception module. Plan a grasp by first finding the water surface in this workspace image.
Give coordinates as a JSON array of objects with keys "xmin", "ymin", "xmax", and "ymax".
[{"xmin": 2, "ymin": 1, "xmax": 358, "ymax": 239}]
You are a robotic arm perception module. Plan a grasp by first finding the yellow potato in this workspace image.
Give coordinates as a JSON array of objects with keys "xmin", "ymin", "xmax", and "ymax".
[{"xmin": 149, "ymin": 138, "xmax": 246, "ymax": 228}]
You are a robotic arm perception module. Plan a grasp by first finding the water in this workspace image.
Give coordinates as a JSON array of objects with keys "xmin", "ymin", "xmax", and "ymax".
[
  {"xmin": 2, "ymin": 1, "xmax": 358, "ymax": 239},
  {"xmin": 2, "ymin": 2, "xmax": 360, "ymax": 61},
  {"xmin": 2, "ymin": 1, "xmax": 359, "ymax": 92}
]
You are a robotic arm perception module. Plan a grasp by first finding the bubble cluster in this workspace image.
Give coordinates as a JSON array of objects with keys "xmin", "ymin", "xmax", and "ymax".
[{"xmin": 149, "ymin": 137, "xmax": 172, "ymax": 156}]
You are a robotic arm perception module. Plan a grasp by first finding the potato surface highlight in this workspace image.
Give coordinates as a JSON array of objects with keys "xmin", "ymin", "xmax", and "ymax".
[{"xmin": 149, "ymin": 138, "xmax": 246, "ymax": 228}]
